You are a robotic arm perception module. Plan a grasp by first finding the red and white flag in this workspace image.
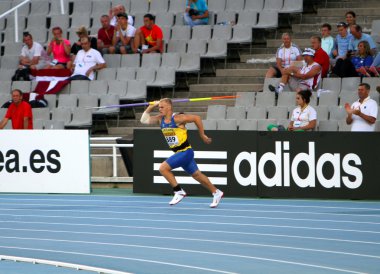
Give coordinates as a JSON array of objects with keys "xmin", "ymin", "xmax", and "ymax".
[{"xmin": 31, "ymin": 69, "xmax": 71, "ymax": 95}]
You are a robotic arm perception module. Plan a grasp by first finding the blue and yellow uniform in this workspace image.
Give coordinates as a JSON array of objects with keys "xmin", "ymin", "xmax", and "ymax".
[{"xmin": 161, "ymin": 114, "xmax": 199, "ymax": 175}]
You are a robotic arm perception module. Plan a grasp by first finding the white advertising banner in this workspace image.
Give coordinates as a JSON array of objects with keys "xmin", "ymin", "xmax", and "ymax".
[{"xmin": 0, "ymin": 130, "xmax": 90, "ymax": 193}]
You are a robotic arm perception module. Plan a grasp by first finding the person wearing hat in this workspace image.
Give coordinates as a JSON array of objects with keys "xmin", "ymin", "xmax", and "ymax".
[
  {"xmin": 68, "ymin": 26, "xmax": 98, "ymax": 69},
  {"xmin": 109, "ymin": 12, "xmax": 136, "ymax": 54},
  {"xmin": 269, "ymin": 48, "xmax": 322, "ymax": 94}
]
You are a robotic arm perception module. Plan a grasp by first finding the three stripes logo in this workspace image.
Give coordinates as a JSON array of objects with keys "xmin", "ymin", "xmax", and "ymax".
[{"xmin": 153, "ymin": 150, "xmax": 228, "ymax": 185}]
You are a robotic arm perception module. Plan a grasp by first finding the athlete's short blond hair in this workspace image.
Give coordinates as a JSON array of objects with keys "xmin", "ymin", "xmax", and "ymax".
[{"xmin": 159, "ymin": 98, "xmax": 173, "ymax": 106}]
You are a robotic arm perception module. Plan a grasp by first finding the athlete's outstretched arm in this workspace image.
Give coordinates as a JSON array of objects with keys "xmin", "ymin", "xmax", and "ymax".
[
  {"xmin": 176, "ymin": 114, "xmax": 212, "ymax": 144},
  {"xmin": 140, "ymin": 102, "xmax": 161, "ymax": 125}
]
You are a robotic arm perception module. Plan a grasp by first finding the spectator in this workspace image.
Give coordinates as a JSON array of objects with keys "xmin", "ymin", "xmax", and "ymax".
[
  {"xmin": 97, "ymin": 15, "xmax": 115, "ymax": 54},
  {"xmin": 133, "ymin": 14, "xmax": 163, "ymax": 54},
  {"xmin": 184, "ymin": 0, "xmax": 209, "ymax": 27},
  {"xmin": 269, "ymin": 48, "xmax": 322, "ymax": 94},
  {"xmin": 348, "ymin": 24, "xmax": 377, "ymax": 55},
  {"xmin": 333, "ymin": 41, "xmax": 373, "ymax": 77},
  {"xmin": 109, "ymin": 13, "xmax": 136, "ymax": 54},
  {"xmin": 45, "ymin": 27, "xmax": 71, "ymax": 69},
  {"xmin": 265, "ymin": 33, "xmax": 302, "ymax": 78},
  {"xmin": 345, "ymin": 83, "xmax": 377, "ymax": 132},
  {"xmin": 268, "ymin": 90, "xmax": 317, "ymax": 131},
  {"xmin": 68, "ymin": 26, "xmax": 98, "ymax": 69},
  {"xmin": 19, "ymin": 32, "xmax": 48, "ymax": 70},
  {"xmin": 368, "ymin": 54, "xmax": 380, "ymax": 76},
  {"xmin": 69, "ymin": 37, "xmax": 106, "ymax": 81},
  {"xmin": 310, "ymin": 36, "xmax": 330, "ymax": 78},
  {"xmin": 345, "ymin": 11, "xmax": 356, "ymax": 33},
  {"xmin": 332, "ymin": 22, "xmax": 353, "ymax": 60},
  {"xmin": 109, "ymin": 4, "xmax": 133, "ymax": 26},
  {"xmin": 321, "ymin": 23, "xmax": 334, "ymax": 58},
  {"xmin": 0, "ymin": 89, "xmax": 33, "ymax": 130}
]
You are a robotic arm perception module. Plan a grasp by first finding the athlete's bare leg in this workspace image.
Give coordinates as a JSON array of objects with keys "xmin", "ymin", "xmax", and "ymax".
[
  {"xmin": 192, "ymin": 170, "xmax": 217, "ymax": 193},
  {"xmin": 159, "ymin": 161, "xmax": 179, "ymax": 188}
]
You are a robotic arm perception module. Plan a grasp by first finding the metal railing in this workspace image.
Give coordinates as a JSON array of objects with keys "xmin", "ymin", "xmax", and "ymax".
[{"xmin": 0, "ymin": 0, "xmax": 66, "ymax": 43}]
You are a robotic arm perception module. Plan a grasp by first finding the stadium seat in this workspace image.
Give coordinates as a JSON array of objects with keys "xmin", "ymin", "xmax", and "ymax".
[
  {"xmin": 313, "ymin": 106, "xmax": 329, "ymax": 120},
  {"xmin": 217, "ymin": 119, "xmax": 238, "ymax": 130},
  {"xmin": 11, "ymin": 81, "xmax": 31, "ymax": 93},
  {"xmin": 247, "ymin": 106, "xmax": 267, "ymax": 119},
  {"xmin": 108, "ymin": 80, "xmax": 128, "ymax": 99},
  {"xmin": 57, "ymin": 94, "xmax": 78, "ymax": 109},
  {"xmin": 258, "ymin": 119, "xmax": 275, "ymax": 131},
  {"xmin": 92, "ymin": 0, "xmax": 112, "ymax": 15},
  {"xmin": 44, "ymin": 94, "xmax": 57, "ymax": 109},
  {"xmin": 340, "ymin": 77, "xmax": 360, "ymax": 93},
  {"xmin": 237, "ymin": 11, "xmax": 258, "ymax": 26},
  {"xmin": 255, "ymin": 11, "xmax": 278, "ymax": 29},
  {"xmin": 120, "ymin": 54, "xmax": 140, "ymax": 68},
  {"xmin": 49, "ymin": 0, "xmax": 69, "ymax": 15},
  {"xmin": 103, "ymin": 55, "xmax": 122, "ymax": 68},
  {"xmin": 226, "ymin": 106, "xmax": 246, "ymax": 120},
  {"xmin": 329, "ymin": 106, "xmax": 347, "ymax": 120},
  {"xmin": 339, "ymin": 92, "xmax": 358, "ymax": 106},
  {"xmin": 229, "ymin": 25, "xmax": 253, "ymax": 50},
  {"xmin": 77, "ymin": 94, "xmax": 99, "ymax": 110},
  {"xmin": 276, "ymin": 92, "xmax": 295, "ymax": 107},
  {"xmin": 177, "ymin": 53, "xmax": 201, "ymax": 75},
  {"xmin": 0, "ymin": 1, "xmax": 12, "ymax": 15},
  {"xmin": 130, "ymin": 0, "xmax": 149, "ymax": 14},
  {"xmin": 161, "ymin": 26, "xmax": 171, "ymax": 42},
  {"xmin": 263, "ymin": 78, "xmax": 281, "ymax": 92},
  {"xmin": 141, "ymin": 53, "xmax": 162, "ymax": 68},
  {"xmin": 255, "ymin": 92, "xmax": 275, "ymax": 106},
  {"xmin": 168, "ymin": 0, "xmax": 187, "ymax": 13},
  {"xmin": 136, "ymin": 68, "xmax": 156, "ymax": 85},
  {"xmin": 322, "ymin": 77, "xmax": 341, "ymax": 93},
  {"xmin": 97, "ymin": 68, "xmax": 117, "ymax": 80},
  {"xmin": 267, "ymin": 106, "xmax": 289, "ymax": 119},
  {"xmin": 70, "ymin": 14, "xmax": 91, "ymax": 29},
  {"xmin": 70, "ymin": 80, "xmax": 90, "ymax": 94},
  {"xmin": 89, "ymin": 80, "xmax": 108, "ymax": 96},
  {"xmin": 212, "ymin": 25, "xmax": 232, "ymax": 41},
  {"xmin": 245, "ymin": 0, "xmax": 264, "ymax": 11},
  {"xmin": 318, "ymin": 120, "xmax": 338, "ymax": 131},
  {"xmin": 202, "ymin": 119, "xmax": 217, "ymax": 130},
  {"xmin": 154, "ymin": 12, "xmax": 175, "ymax": 27},
  {"xmin": 167, "ymin": 40, "xmax": 187, "ymax": 53},
  {"xmin": 150, "ymin": 0, "xmax": 169, "ymax": 13},
  {"xmin": 149, "ymin": 67, "xmax": 176, "ymax": 92},
  {"xmin": 235, "ymin": 92, "xmax": 255, "ymax": 110},
  {"xmin": 26, "ymin": 15, "xmax": 47, "ymax": 30},
  {"xmin": 171, "ymin": 26, "xmax": 191, "ymax": 40},
  {"xmin": 207, "ymin": 105, "xmax": 227, "ymax": 119},
  {"xmin": 12, "ymin": 0, "xmax": 30, "ymax": 16},
  {"xmin": 174, "ymin": 12, "xmax": 185, "ymax": 26},
  {"xmin": 0, "ymin": 80, "xmax": 11, "ymax": 92},
  {"xmin": 362, "ymin": 78, "xmax": 380, "ymax": 93},
  {"xmin": 33, "ymin": 108, "xmax": 50, "ymax": 121},
  {"xmin": 187, "ymin": 39, "xmax": 207, "ymax": 55},
  {"xmin": 67, "ymin": 108, "xmax": 92, "ymax": 128},
  {"xmin": 125, "ymin": 80, "xmax": 147, "ymax": 101},
  {"xmin": 281, "ymin": 0, "xmax": 303, "ymax": 13},
  {"xmin": 208, "ymin": 0, "xmax": 226, "ymax": 13},
  {"xmin": 161, "ymin": 53, "xmax": 181, "ymax": 70},
  {"xmin": 226, "ymin": 0, "xmax": 245, "ymax": 12},
  {"xmin": 116, "ymin": 67, "xmax": 136, "ymax": 81},
  {"xmin": 238, "ymin": 119, "xmax": 258, "ymax": 130},
  {"xmin": 95, "ymin": 95, "xmax": 120, "ymax": 116},
  {"xmin": 264, "ymin": 0, "xmax": 284, "ymax": 11},
  {"xmin": 202, "ymin": 39, "xmax": 228, "ymax": 59},
  {"xmin": 33, "ymin": 119, "xmax": 44, "ymax": 129},
  {"xmin": 3, "ymin": 43, "xmax": 23, "ymax": 56},
  {"xmin": 192, "ymin": 25, "xmax": 212, "ymax": 41},
  {"xmin": 215, "ymin": 11, "xmax": 236, "ymax": 25},
  {"xmin": 49, "ymin": 15, "xmax": 70, "ymax": 30},
  {"xmin": 338, "ymin": 120, "xmax": 351, "ymax": 132},
  {"xmin": 71, "ymin": 0, "xmax": 92, "ymax": 15},
  {"xmin": 44, "ymin": 120, "xmax": 65, "ymax": 130},
  {"xmin": 52, "ymin": 108, "xmax": 72, "ymax": 126},
  {"xmin": 371, "ymin": 20, "xmax": 380, "ymax": 36},
  {"xmin": 318, "ymin": 91, "xmax": 339, "ymax": 106}
]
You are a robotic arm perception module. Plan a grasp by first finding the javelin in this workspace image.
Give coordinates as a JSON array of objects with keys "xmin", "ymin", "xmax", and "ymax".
[{"xmin": 89, "ymin": 95, "xmax": 239, "ymax": 110}]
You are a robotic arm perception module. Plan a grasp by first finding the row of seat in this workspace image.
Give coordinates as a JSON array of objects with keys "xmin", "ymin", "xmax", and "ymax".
[{"xmin": 187, "ymin": 118, "xmax": 380, "ymax": 132}]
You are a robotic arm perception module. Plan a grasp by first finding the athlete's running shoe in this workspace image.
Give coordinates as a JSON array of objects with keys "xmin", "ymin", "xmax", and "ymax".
[
  {"xmin": 169, "ymin": 189, "xmax": 187, "ymax": 205},
  {"xmin": 210, "ymin": 189, "xmax": 224, "ymax": 208}
]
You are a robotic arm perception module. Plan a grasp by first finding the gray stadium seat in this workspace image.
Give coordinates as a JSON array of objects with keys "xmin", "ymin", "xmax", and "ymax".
[
  {"xmin": 187, "ymin": 39, "xmax": 207, "ymax": 55},
  {"xmin": 0, "ymin": 94, "xmax": 10, "ymax": 106},
  {"xmin": 120, "ymin": 54, "xmax": 140, "ymax": 68},
  {"xmin": 245, "ymin": 0, "xmax": 264, "ymax": 11},
  {"xmin": 202, "ymin": 39, "xmax": 228, "ymax": 59},
  {"xmin": 44, "ymin": 120, "xmax": 65, "ymax": 130},
  {"xmin": 237, "ymin": 11, "xmax": 258, "ymax": 26},
  {"xmin": 125, "ymin": 80, "xmax": 147, "ymax": 101},
  {"xmin": 340, "ymin": 77, "xmax": 360, "ymax": 93},
  {"xmin": 192, "ymin": 25, "xmax": 212, "ymax": 41},
  {"xmin": 255, "ymin": 11, "xmax": 278, "ymax": 29},
  {"xmin": 216, "ymin": 11, "xmax": 236, "ymax": 25},
  {"xmin": 97, "ymin": 68, "xmax": 117, "ymax": 80},
  {"xmin": 177, "ymin": 53, "xmax": 201, "ymax": 75},
  {"xmin": 202, "ymin": 119, "xmax": 217, "ymax": 130},
  {"xmin": 338, "ymin": 120, "xmax": 351, "ymax": 132},
  {"xmin": 149, "ymin": 67, "xmax": 176, "ymax": 89},
  {"xmin": 33, "ymin": 119, "xmax": 44, "ymax": 129},
  {"xmin": 0, "ymin": 55, "xmax": 19, "ymax": 69},
  {"xmin": 339, "ymin": 92, "xmax": 358, "ymax": 106},
  {"xmin": 25, "ymin": 27, "xmax": 47, "ymax": 43},
  {"xmin": 32, "ymin": 108, "xmax": 50, "ymax": 121},
  {"xmin": 3, "ymin": 43, "xmax": 23, "ymax": 56},
  {"xmin": 70, "ymin": 81, "xmax": 90, "ymax": 94},
  {"xmin": 67, "ymin": 108, "xmax": 93, "ymax": 127},
  {"xmin": 154, "ymin": 12, "xmax": 174, "ymax": 27},
  {"xmin": 26, "ymin": 15, "xmax": 47, "ymax": 30},
  {"xmin": 0, "ymin": 18, "xmax": 5, "ymax": 31},
  {"xmin": 258, "ymin": 119, "xmax": 275, "ymax": 131},
  {"xmin": 235, "ymin": 92, "xmax": 255, "ymax": 109},
  {"xmin": 136, "ymin": 68, "xmax": 156, "ymax": 85},
  {"xmin": 168, "ymin": 0, "xmax": 187, "ymax": 13},
  {"xmin": 314, "ymin": 106, "xmax": 329, "ymax": 121},
  {"xmin": 362, "ymin": 78, "xmax": 380, "ymax": 93},
  {"xmin": 133, "ymin": 13, "xmax": 145, "ymax": 28},
  {"xmin": 264, "ymin": 0, "xmax": 284, "ymax": 11},
  {"xmin": 141, "ymin": 53, "xmax": 162, "ymax": 68},
  {"xmin": 207, "ymin": 105, "xmax": 227, "ymax": 119},
  {"xmin": 171, "ymin": 26, "xmax": 191, "ymax": 40},
  {"xmin": 161, "ymin": 26, "xmax": 171, "ymax": 42},
  {"xmin": 70, "ymin": 14, "xmax": 91, "ymax": 29},
  {"xmin": 239, "ymin": 119, "xmax": 258, "ymax": 130},
  {"xmin": 150, "ymin": 0, "xmax": 169, "ymax": 13},
  {"xmin": 116, "ymin": 68, "xmax": 136, "ymax": 81},
  {"xmin": 52, "ymin": 108, "xmax": 72, "ymax": 126},
  {"xmin": 267, "ymin": 106, "xmax": 289, "ymax": 119},
  {"xmin": 318, "ymin": 91, "xmax": 339, "ymax": 106},
  {"xmin": 0, "ymin": 80, "xmax": 12, "ymax": 93},
  {"xmin": 49, "ymin": 0, "xmax": 69, "ymax": 15},
  {"xmin": 92, "ymin": 0, "xmax": 111, "ymax": 15},
  {"xmin": 108, "ymin": 80, "xmax": 128, "ymax": 99},
  {"xmin": 277, "ymin": 92, "xmax": 295, "ymax": 107},
  {"xmin": 11, "ymin": 81, "xmax": 31, "ymax": 93},
  {"xmin": 130, "ymin": 0, "xmax": 149, "ymax": 14},
  {"xmin": 95, "ymin": 94, "xmax": 120, "ymax": 116},
  {"xmin": 247, "ymin": 106, "xmax": 267, "ymax": 119},
  {"xmin": 229, "ymin": 25, "xmax": 253, "ymax": 47},
  {"xmin": 49, "ymin": 15, "xmax": 70, "ymax": 30},
  {"xmin": 44, "ymin": 94, "xmax": 57, "ymax": 109},
  {"xmin": 174, "ymin": 12, "xmax": 185, "ymax": 26},
  {"xmin": 226, "ymin": 106, "xmax": 246, "ymax": 120},
  {"xmin": 12, "ymin": 0, "xmax": 30, "ymax": 16},
  {"xmin": 318, "ymin": 120, "xmax": 338, "ymax": 131},
  {"xmin": 77, "ymin": 94, "xmax": 99, "ymax": 110},
  {"xmin": 226, "ymin": 0, "xmax": 245, "ymax": 12},
  {"xmin": 167, "ymin": 40, "xmax": 187, "ymax": 53},
  {"xmin": 217, "ymin": 119, "xmax": 238, "ymax": 130},
  {"xmin": 255, "ymin": 92, "xmax": 275, "ymax": 106},
  {"xmin": 208, "ymin": 0, "xmax": 226, "ymax": 13},
  {"xmin": 281, "ymin": 0, "xmax": 303, "ymax": 13},
  {"xmin": 0, "ymin": 1, "xmax": 11, "ymax": 14},
  {"xmin": 322, "ymin": 78, "xmax": 341, "ymax": 93},
  {"xmin": 161, "ymin": 53, "xmax": 181, "ymax": 69},
  {"xmin": 89, "ymin": 80, "xmax": 108, "ymax": 96},
  {"xmin": 57, "ymin": 94, "xmax": 78, "ymax": 109},
  {"xmin": 371, "ymin": 20, "xmax": 380, "ymax": 36},
  {"xmin": 212, "ymin": 25, "xmax": 232, "ymax": 41},
  {"xmin": 329, "ymin": 106, "xmax": 347, "ymax": 120}
]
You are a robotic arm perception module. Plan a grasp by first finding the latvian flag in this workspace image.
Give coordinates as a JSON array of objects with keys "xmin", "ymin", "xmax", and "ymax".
[{"xmin": 31, "ymin": 69, "xmax": 71, "ymax": 95}]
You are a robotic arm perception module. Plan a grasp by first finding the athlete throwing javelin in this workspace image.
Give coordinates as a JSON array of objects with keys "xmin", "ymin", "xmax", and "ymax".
[{"xmin": 140, "ymin": 98, "xmax": 224, "ymax": 208}]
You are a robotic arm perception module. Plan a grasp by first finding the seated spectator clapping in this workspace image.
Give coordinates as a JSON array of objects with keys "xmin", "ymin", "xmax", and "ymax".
[
  {"xmin": 109, "ymin": 13, "xmax": 136, "ymax": 54},
  {"xmin": 69, "ymin": 37, "xmax": 106, "ymax": 81},
  {"xmin": 97, "ymin": 15, "xmax": 115, "ymax": 54},
  {"xmin": 184, "ymin": 0, "xmax": 209, "ymax": 27},
  {"xmin": 265, "ymin": 33, "xmax": 302, "ymax": 78},
  {"xmin": 45, "ymin": 27, "xmax": 71, "ymax": 69},
  {"xmin": 133, "ymin": 14, "xmax": 163, "ymax": 54},
  {"xmin": 268, "ymin": 90, "xmax": 317, "ymax": 132},
  {"xmin": 19, "ymin": 32, "xmax": 49, "ymax": 70}
]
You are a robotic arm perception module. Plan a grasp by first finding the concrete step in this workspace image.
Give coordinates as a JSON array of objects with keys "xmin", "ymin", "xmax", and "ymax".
[
  {"xmin": 301, "ymin": 16, "xmax": 379, "ymax": 24},
  {"xmin": 218, "ymin": 62, "xmax": 272, "ymax": 69},
  {"xmin": 292, "ymin": 24, "xmax": 372, "ymax": 34},
  {"xmin": 189, "ymin": 83, "xmax": 263, "ymax": 93},
  {"xmin": 266, "ymin": 38, "xmax": 310, "ymax": 48},
  {"xmin": 199, "ymin": 77, "xmax": 264, "ymax": 84},
  {"xmin": 91, "ymin": 157, "xmax": 128, "ymax": 177},
  {"xmin": 240, "ymin": 54, "xmax": 276, "ymax": 63},
  {"xmin": 216, "ymin": 69, "xmax": 267, "ymax": 77},
  {"xmin": 323, "ymin": 1, "xmax": 380, "ymax": 8},
  {"xmin": 317, "ymin": 8, "xmax": 380, "ymax": 17}
]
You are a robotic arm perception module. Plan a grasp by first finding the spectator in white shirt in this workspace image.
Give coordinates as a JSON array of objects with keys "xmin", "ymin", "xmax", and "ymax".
[
  {"xmin": 109, "ymin": 4, "xmax": 134, "ymax": 27},
  {"xmin": 109, "ymin": 12, "xmax": 136, "ymax": 54},
  {"xmin": 19, "ymin": 32, "xmax": 48, "ymax": 70},
  {"xmin": 266, "ymin": 33, "xmax": 302, "ymax": 78},
  {"xmin": 70, "ymin": 37, "xmax": 106, "ymax": 81},
  {"xmin": 345, "ymin": 83, "xmax": 378, "ymax": 132}
]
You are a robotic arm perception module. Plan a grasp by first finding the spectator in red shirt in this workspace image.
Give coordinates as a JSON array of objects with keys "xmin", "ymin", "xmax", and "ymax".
[
  {"xmin": 133, "ymin": 14, "xmax": 163, "ymax": 54},
  {"xmin": 0, "ymin": 89, "xmax": 33, "ymax": 130},
  {"xmin": 311, "ymin": 36, "xmax": 330, "ymax": 78},
  {"xmin": 97, "ymin": 15, "xmax": 115, "ymax": 54}
]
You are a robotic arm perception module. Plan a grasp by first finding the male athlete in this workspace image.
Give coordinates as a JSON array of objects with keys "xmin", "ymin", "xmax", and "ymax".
[{"xmin": 140, "ymin": 98, "xmax": 224, "ymax": 208}]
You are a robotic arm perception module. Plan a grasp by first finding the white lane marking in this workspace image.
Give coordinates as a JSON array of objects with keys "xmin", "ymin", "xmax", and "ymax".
[
  {"xmin": 0, "ymin": 212, "xmax": 378, "ymax": 234},
  {"xmin": 0, "ymin": 227, "xmax": 379, "ymax": 259},
  {"xmin": 0, "ymin": 246, "xmax": 235, "ymax": 274},
  {"xmin": 0, "ymin": 237, "xmax": 368, "ymax": 274},
  {"xmin": 0, "ymin": 255, "xmax": 133, "ymax": 274},
  {"xmin": 1, "ymin": 220, "xmax": 379, "ymax": 246},
  {"xmin": 0, "ymin": 204, "xmax": 378, "ymax": 218}
]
